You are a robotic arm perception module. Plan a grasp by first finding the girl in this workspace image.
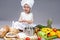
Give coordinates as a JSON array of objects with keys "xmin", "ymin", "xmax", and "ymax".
[{"xmin": 13, "ymin": 0, "xmax": 35, "ymax": 31}]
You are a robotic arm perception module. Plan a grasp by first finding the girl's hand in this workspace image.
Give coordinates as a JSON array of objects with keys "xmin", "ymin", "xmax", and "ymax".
[
  {"xmin": 19, "ymin": 19, "xmax": 33, "ymax": 24},
  {"xmin": 25, "ymin": 20, "xmax": 33, "ymax": 24},
  {"xmin": 19, "ymin": 19, "xmax": 26, "ymax": 22},
  {"xmin": 22, "ymin": 20, "xmax": 27, "ymax": 22}
]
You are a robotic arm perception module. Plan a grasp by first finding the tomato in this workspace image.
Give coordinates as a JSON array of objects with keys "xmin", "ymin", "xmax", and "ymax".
[
  {"xmin": 25, "ymin": 37, "xmax": 30, "ymax": 40},
  {"xmin": 38, "ymin": 37, "xmax": 41, "ymax": 40},
  {"xmin": 53, "ymin": 28, "xmax": 57, "ymax": 32}
]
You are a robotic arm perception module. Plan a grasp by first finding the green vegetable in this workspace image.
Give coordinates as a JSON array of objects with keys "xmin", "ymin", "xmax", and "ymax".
[
  {"xmin": 37, "ymin": 31, "xmax": 57, "ymax": 40},
  {"xmin": 45, "ymin": 38, "xmax": 52, "ymax": 40},
  {"xmin": 45, "ymin": 35, "xmax": 57, "ymax": 40},
  {"xmin": 49, "ymin": 35, "xmax": 57, "ymax": 39},
  {"xmin": 57, "ymin": 29, "xmax": 60, "ymax": 31},
  {"xmin": 35, "ymin": 25, "xmax": 47, "ymax": 29},
  {"xmin": 38, "ymin": 31, "xmax": 47, "ymax": 39},
  {"xmin": 47, "ymin": 19, "xmax": 52, "ymax": 28}
]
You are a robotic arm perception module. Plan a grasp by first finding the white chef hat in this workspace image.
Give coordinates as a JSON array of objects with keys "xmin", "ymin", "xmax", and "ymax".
[{"xmin": 21, "ymin": 0, "xmax": 34, "ymax": 8}]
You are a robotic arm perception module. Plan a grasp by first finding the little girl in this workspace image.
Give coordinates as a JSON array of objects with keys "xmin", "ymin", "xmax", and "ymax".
[
  {"xmin": 12, "ymin": 0, "xmax": 36, "ymax": 39},
  {"xmin": 13, "ymin": 0, "xmax": 35, "ymax": 31}
]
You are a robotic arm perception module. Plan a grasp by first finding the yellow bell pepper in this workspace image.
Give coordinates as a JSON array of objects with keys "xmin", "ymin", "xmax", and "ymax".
[
  {"xmin": 50, "ymin": 31, "xmax": 56, "ymax": 36},
  {"xmin": 41, "ymin": 28, "xmax": 52, "ymax": 34},
  {"xmin": 56, "ymin": 31, "xmax": 60, "ymax": 38}
]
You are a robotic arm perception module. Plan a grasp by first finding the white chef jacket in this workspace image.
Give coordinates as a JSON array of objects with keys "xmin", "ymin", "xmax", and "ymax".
[{"xmin": 12, "ymin": 12, "xmax": 35, "ymax": 30}]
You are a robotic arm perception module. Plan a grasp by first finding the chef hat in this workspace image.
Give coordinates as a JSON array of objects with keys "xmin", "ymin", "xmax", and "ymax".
[{"xmin": 21, "ymin": 0, "xmax": 34, "ymax": 8}]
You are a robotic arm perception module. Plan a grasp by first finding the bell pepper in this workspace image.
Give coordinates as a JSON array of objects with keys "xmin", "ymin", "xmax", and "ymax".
[{"xmin": 37, "ymin": 31, "xmax": 47, "ymax": 39}]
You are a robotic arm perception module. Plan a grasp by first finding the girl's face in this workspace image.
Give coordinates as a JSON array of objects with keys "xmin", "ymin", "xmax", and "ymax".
[{"xmin": 23, "ymin": 4, "xmax": 31, "ymax": 14}]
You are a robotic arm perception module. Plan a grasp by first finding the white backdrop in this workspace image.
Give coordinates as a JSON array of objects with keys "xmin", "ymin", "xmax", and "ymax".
[{"xmin": 0, "ymin": 0, "xmax": 60, "ymax": 28}]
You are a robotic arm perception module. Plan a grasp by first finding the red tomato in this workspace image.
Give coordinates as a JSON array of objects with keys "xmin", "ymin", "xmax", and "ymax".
[
  {"xmin": 53, "ymin": 28, "xmax": 57, "ymax": 32},
  {"xmin": 38, "ymin": 37, "xmax": 41, "ymax": 40},
  {"xmin": 25, "ymin": 37, "xmax": 30, "ymax": 40}
]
